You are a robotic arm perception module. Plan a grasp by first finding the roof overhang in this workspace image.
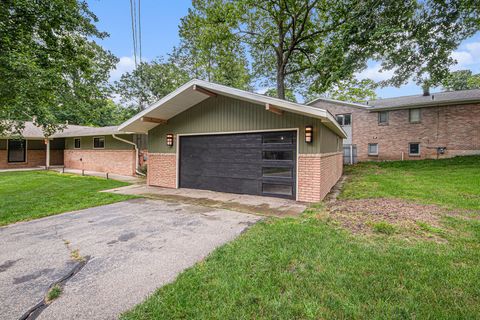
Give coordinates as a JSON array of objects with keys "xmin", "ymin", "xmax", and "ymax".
[
  {"xmin": 119, "ymin": 79, "xmax": 347, "ymax": 139},
  {"xmin": 368, "ymin": 99, "xmax": 480, "ymax": 112},
  {"xmin": 307, "ymin": 96, "xmax": 370, "ymax": 109}
]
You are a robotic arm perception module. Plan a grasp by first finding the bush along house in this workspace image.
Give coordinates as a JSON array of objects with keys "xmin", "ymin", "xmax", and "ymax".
[
  {"xmin": 119, "ymin": 79, "xmax": 346, "ymax": 202},
  {"xmin": 309, "ymin": 88, "xmax": 480, "ymax": 162},
  {"xmin": 0, "ymin": 122, "xmax": 147, "ymax": 176}
]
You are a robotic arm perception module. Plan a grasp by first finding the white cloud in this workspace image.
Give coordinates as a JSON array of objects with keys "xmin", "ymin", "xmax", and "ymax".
[
  {"xmin": 255, "ymin": 87, "xmax": 272, "ymax": 94},
  {"xmin": 450, "ymin": 41, "xmax": 480, "ymax": 70},
  {"xmin": 110, "ymin": 56, "xmax": 136, "ymax": 82},
  {"xmin": 355, "ymin": 64, "xmax": 395, "ymax": 82}
]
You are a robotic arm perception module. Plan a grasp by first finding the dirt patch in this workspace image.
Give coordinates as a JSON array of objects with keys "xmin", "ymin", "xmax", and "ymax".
[{"xmin": 321, "ymin": 198, "xmax": 456, "ymax": 241}]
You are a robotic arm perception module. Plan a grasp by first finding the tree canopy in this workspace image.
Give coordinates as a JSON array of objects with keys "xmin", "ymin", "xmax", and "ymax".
[
  {"xmin": 0, "ymin": 0, "xmax": 119, "ymax": 136},
  {"xmin": 441, "ymin": 70, "xmax": 480, "ymax": 91},
  {"xmin": 177, "ymin": 0, "xmax": 479, "ymax": 100}
]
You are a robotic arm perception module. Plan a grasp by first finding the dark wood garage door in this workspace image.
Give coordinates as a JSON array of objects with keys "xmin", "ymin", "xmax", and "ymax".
[{"xmin": 179, "ymin": 131, "xmax": 296, "ymax": 199}]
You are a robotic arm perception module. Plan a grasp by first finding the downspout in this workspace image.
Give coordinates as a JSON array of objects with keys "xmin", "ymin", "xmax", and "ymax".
[{"xmin": 112, "ymin": 134, "xmax": 145, "ymax": 176}]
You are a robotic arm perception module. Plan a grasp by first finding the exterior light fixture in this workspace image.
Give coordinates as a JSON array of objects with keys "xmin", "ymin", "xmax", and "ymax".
[
  {"xmin": 166, "ymin": 133, "xmax": 174, "ymax": 147},
  {"xmin": 305, "ymin": 125, "xmax": 313, "ymax": 143}
]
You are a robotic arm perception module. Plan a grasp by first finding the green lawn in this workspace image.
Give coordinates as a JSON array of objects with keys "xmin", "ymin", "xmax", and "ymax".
[
  {"xmin": 341, "ymin": 155, "xmax": 480, "ymax": 210},
  {"xmin": 122, "ymin": 156, "xmax": 480, "ymax": 319},
  {"xmin": 0, "ymin": 171, "xmax": 135, "ymax": 226}
]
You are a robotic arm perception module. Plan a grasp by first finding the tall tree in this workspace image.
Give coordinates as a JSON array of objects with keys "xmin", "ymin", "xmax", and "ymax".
[
  {"xmin": 0, "ymin": 0, "xmax": 117, "ymax": 136},
  {"xmin": 309, "ymin": 77, "xmax": 377, "ymax": 103},
  {"xmin": 441, "ymin": 70, "xmax": 480, "ymax": 91},
  {"xmin": 179, "ymin": 0, "xmax": 479, "ymax": 100},
  {"xmin": 173, "ymin": 1, "xmax": 251, "ymax": 90},
  {"xmin": 114, "ymin": 59, "xmax": 190, "ymax": 111}
]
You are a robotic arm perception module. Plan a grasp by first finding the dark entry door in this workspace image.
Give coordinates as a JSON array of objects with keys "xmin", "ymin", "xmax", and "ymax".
[{"xmin": 179, "ymin": 131, "xmax": 296, "ymax": 199}]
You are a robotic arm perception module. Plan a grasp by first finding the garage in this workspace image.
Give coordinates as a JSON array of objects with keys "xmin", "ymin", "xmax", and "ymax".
[
  {"xmin": 179, "ymin": 131, "xmax": 297, "ymax": 199},
  {"xmin": 119, "ymin": 79, "xmax": 346, "ymax": 202}
]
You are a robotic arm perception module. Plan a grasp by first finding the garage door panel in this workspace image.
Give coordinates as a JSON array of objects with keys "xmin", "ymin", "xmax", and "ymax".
[{"xmin": 179, "ymin": 131, "xmax": 296, "ymax": 199}]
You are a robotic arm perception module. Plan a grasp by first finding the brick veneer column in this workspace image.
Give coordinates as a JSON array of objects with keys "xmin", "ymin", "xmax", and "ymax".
[
  {"xmin": 147, "ymin": 153, "xmax": 177, "ymax": 188},
  {"xmin": 297, "ymin": 152, "xmax": 343, "ymax": 202}
]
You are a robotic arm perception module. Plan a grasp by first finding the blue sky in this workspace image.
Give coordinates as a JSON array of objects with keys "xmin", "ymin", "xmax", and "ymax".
[{"xmin": 88, "ymin": 0, "xmax": 480, "ymax": 100}]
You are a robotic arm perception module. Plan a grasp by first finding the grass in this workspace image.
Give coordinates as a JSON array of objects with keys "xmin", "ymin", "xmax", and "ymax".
[
  {"xmin": 0, "ymin": 171, "xmax": 135, "ymax": 226},
  {"xmin": 341, "ymin": 155, "xmax": 480, "ymax": 210},
  {"xmin": 371, "ymin": 221, "xmax": 396, "ymax": 235},
  {"xmin": 122, "ymin": 156, "xmax": 480, "ymax": 320},
  {"xmin": 46, "ymin": 285, "xmax": 62, "ymax": 303}
]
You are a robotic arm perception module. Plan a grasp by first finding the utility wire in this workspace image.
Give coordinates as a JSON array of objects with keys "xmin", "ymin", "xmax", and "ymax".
[{"xmin": 129, "ymin": 0, "xmax": 138, "ymax": 68}]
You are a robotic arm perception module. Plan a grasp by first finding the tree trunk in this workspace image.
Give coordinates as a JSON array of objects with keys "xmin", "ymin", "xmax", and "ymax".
[{"xmin": 276, "ymin": 62, "xmax": 285, "ymax": 100}]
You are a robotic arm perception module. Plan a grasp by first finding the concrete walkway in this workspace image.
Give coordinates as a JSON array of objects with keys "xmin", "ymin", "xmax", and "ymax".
[
  {"xmin": 0, "ymin": 198, "xmax": 260, "ymax": 320},
  {"xmin": 106, "ymin": 185, "xmax": 308, "ymax": 217}
]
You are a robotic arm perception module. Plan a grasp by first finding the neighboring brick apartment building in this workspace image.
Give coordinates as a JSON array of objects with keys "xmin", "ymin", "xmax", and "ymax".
[{"xmin": 309, "ymin": 89, "xmax": 480, "ymax": 161}]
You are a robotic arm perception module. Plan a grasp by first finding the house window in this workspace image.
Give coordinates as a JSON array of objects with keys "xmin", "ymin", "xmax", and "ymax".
[
  {"xmin": 409, "ymin": 143, "xmax": 420, "ymax": 156},
  {"xmin": 409, "ymin": 109, "xmax": 421, "ymax": 123},
  {"xmin": 368, "ymin": 143, "xmax": 378, "ymax": 156},
  {"xmin": 74, "ymin": 138, "xmax": 81, "ymax": 149},
  {"xmin": 8, "ymin": 139, "xmax": 26, "ymax": 163},
  {"xmin": 262, "ymin": 151, "xmax": 293, "ymax": 160},
  {"xmin": 378, "ymin": 111, "xmax": 389, "ymax": 125},
  {"xmin": 336, "ymin": 114, "xmax": 351, "ymax": 126},
  {"xmin": 93, "ymin": 137, "xmax": 105, "ymax": 149}
]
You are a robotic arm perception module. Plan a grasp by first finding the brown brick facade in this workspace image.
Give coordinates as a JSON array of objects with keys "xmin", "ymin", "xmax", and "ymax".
[
  {"xmin": 64, "ymin": 149, "xmax": 136, "ymax": 176},
  {"xmin": 0, "ymin": 149, "xmax": 63, "ymax": 169},
  {"xmin": 147, "ymin": 153, "xmax": 177, "ymax": 188},
  {"xmin": 314, "ymin": 101, "xmax": 480, "ymax": 161},
  {"xmin": 297, "ymin": 152, "xmax": 343, "ymax": 202}
]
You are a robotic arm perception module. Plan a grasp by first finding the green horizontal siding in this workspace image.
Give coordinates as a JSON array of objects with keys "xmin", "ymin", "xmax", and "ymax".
[
  {"xmin": 64, "ymin": 134, "xmax": 134, "ymax": 150},
  {"xmin": 149, "ymin": 95, "xmax": 342, "ymax": 154}
]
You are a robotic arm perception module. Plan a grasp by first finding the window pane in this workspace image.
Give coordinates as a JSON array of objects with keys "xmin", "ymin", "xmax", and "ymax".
[
  {"xmin": 262, "ymin": 183, "xmax": 293, "ymax": 196},
  {"xmin": 263, "ymin": 151, "xmax": 293, "ymax": 160},
  {"xmin": 8, "ymin": 140, "xmax": 26, "ymax": 162},
  {"xmin": 94, "ymin": 137, "xmax": 105, "ymax": 148},
  {"xmin": 336, "ymin": 115, "xmax": 344, "ymax": 125},
  {"xmin": 368, "ymin": 143, "xmax": 378, "ymax": 155},
  {"xmin": 344, "ymin": 114, "xmax": 351, "ymax": 125},
  {"xmin": 410, "ymin": 109, "xmax": 421, "ymax": 122},
  {"xmin": 409, "ymin": 143, "xmax": 420, "ymax": 155},
  {"xmin": 74, "ymin": 139, "xmax": 81, "ymax": 149},
  {"xmin": 262, "ymin": 133, "xmax": 293, "ymax": 144},
  {"xmin": 262, "ymin": 167, "xmax": 292, "ymax": 178},
  {"xmin": 378, "ymin": 111, "xmax": 388, "ymax": 124}
]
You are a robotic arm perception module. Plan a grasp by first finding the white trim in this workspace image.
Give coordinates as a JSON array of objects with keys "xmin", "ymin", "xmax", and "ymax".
[
  {"xmin": 175, "ymin": 128, "xmax": 300, "ymax": 201},
  {"xmin": 6, "ymin": 138, "xmax": 28, "ymax": 164},
  {"xmin": 118, "ymin": 79, "xmax": 347, "ymax": 139},
  {"xmin": 368, "ymin": 143, "xmax": 379, "ymax": 156},
  {"xmin": 92, "ymin": 136, "xmax": 105, "ymax": 149},
  {"xmin": 73, "ymin": 138, "xmax": 81, "ymax": 149}
]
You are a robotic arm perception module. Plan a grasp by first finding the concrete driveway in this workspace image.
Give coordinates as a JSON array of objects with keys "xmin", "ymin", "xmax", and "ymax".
[{"xmin": 0, "ymin": 198, "xmax": 260, "ymax": 320}]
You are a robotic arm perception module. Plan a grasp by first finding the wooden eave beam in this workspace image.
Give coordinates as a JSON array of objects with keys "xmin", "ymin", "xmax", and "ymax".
[
  {"xmin": 141, "ymin": 116, "xmax": 167, "ymax": 124},
  {"xmin": 193, "ymin": 84, "xmax": 217, "ymax": 97},
  {"xmin": 265, "ymin": 103, "xmax": 284, "ymax": 115}
]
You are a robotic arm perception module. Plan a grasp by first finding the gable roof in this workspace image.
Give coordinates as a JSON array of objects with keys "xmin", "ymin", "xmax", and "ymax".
[
  {"xmin": 119, "ymin": 79, "xmax": 347, "ymax": 138},
  {"xmin": 1, "ymin": 121, "xmax": 129, "ymax": 139},
  {"xmin": 366, "ymin": 89, "xmax": 480, "ymax": 110}
]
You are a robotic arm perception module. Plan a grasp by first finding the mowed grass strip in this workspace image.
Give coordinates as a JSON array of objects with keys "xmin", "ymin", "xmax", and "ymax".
[
  {"xmin": 341, "ymin": 155, "xmax": 480, "ymax": 210},
  {"xmin": 122, "ymin": 155, "xmax": 480, "ymax": 319},
  {"xmin": 122, "ymin": 217, "xmax": 480, "ymax": 319},
  {"xmin": 0, "ymin": 171, "xmax": 135, "ymax": 225}
]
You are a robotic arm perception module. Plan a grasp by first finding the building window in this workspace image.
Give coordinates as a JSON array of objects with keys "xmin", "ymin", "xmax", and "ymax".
[
  {"xmin": 262, "ymin": 183, "xmax": 293, "ymax": 196},
  {"xmin": 93, "ymin": 137, "xmax": 105, "ymax": 149},
  {"xmin": 409, "ymin": 143, "xmax": 420, "ymax": 156},
  {"xmin": 368, "ymin": 143, "xmax": 378, "ymax": 156},
  {"xmin": 8, "ymin": 139, "xmax": 26, "ymax": 163},
  {"xmin": 409, "ymin": 108, "xmax": 421, "ymax": 123},
  {"xmin": 262, "ymin": 167, "xmax": 292, "ymax": 178},
  {"xmin": 336, "ymin": 114, "xmax": 351, "ymax": 126},
  {"xmin": 262, "ymin": 151, "xmax": 293, "ymax": 161},
  {"xmin": 378, "ymin": 111, "xmax": 389, "ymax": 125},
  {"xmin": 74, "ymin": 138, "xmax": 81, "ymax": 149}
]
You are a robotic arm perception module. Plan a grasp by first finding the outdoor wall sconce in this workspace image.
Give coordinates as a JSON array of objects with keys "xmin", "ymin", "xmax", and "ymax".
[
  {"xmin": 166, "ymin": 133, "xmax": 174, "ymax": 147},
  {"xmin": 305, "ymin": 125, "xmax": 313, "ymax": 143}
]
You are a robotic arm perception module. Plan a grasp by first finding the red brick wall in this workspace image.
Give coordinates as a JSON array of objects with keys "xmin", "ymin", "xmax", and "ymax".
[
  {"xmin": 313, "ymin": 101, "xmax": 480, "ymax": 161},
  {"xmin": 64, "ymin": 149, "xmax": 136, "ymax": 176},
  {"xmin": 147, "ymin": 153, "xmax": 177, "ymax": 188},
  {"xmin": 298, "ymin": 152, "xmax": 343, "ymax": 202}
]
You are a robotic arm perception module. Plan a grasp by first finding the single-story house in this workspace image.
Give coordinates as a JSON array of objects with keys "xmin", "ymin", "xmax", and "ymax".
[
  {"xmin": 0, "ymin": 122, "xmax": 147, "ymax": 176},
  {"xmin": 309, "ymin": 88, "xmax": 480, "ymax": 161},
  {"xmin": 119, "ymin": 79, "xmax": 346, "ymax": 202}
]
